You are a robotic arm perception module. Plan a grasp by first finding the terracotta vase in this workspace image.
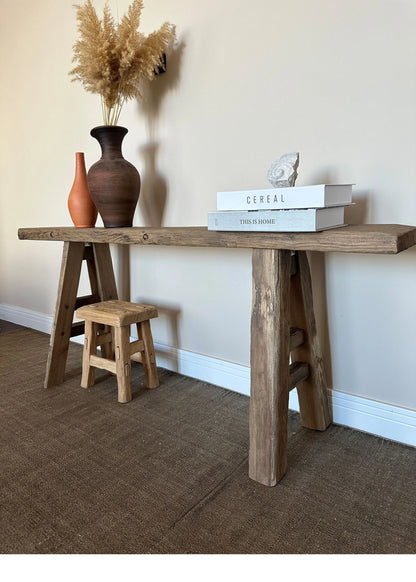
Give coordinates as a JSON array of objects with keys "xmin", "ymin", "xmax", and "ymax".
[
  {"xmin": 87, "ymin": 126, "xmax": 141, "ymax": 228},
  {"xmin": 68, "ymin": 152, "xmax": 97, "ymax": 228}
]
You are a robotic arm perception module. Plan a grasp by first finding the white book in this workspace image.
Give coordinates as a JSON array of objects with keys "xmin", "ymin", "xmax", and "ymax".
[
  {"xmin": 207, "ymin": 207, "xmax": 346, "ymax": 232},
  {"xmin": 217, "ymin": 184, "xmax": 353, "ymax": 210}
]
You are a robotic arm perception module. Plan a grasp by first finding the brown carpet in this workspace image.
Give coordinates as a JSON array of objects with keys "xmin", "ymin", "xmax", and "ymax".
[{"xmin": 0, "ymin": 323, "xmax": 415, "ymax": 554}]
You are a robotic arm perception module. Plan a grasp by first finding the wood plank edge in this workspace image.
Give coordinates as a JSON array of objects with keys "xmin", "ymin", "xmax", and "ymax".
[{"xmin": 17, "ymin": 225, "xmax": 416, "ymax": 254}]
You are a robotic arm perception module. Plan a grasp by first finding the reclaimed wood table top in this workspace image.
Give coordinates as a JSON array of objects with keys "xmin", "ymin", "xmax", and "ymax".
[{"xmin": 18, "ymin": 224, "xmax": 416, "ymax": 254}]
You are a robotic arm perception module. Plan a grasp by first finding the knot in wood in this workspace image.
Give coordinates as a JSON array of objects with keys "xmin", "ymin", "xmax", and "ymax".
[{"xmin": 254, "ymin": 285, "xmax": 274, "ymax": 318}]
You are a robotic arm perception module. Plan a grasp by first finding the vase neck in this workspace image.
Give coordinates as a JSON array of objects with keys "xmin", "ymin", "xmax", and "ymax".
[
  {"xmin": 90, "ymin": 126, "xmax": 128, "ymax": 159},
  {"xmin": 75, "ymin": 152, "xmax": 87, "ymax": 175}
]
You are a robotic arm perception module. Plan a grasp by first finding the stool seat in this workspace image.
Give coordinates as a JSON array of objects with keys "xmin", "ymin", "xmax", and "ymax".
[
  {"xmin": 76, "ymin": 300, "xmax": 159, "ymax": 403},
  {"xmin": 77, "ymin": 300, "xmax": 158, "ymax": 327}
]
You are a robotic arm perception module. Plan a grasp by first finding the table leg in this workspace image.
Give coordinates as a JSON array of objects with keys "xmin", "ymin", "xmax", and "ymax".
[
  {"xmin": 44, "ymin": 242, "xmax": 85, "ymax": 388},
  {"xmin": 91, "ymin": 243, "xmax": 118, "ymax": 301},
  {"xmin": 249, "ymin": 248, "xmax": 292, "ymax": 486},
  {"xmin": 44, "ymin": 241, "xmax": 118, "ymax": 388},
  {"xmin": 290, "ymin": 251, "xmax": 332, "ymax": 430}
]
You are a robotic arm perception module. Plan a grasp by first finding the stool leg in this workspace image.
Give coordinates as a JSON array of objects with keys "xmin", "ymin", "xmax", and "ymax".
[
  {"xmin": 81, "ymin": 321, "xmax": 97, "ymax": 388},
  {"xmin": 99, "ymin": 325, "xmax": 114, "ymax": 360},
  {"xmin": 114, "ymin": 326, "xmax": 132, "ymax": 403},
  {"xmin": 137, "ymin": 321, "xmax": 159, "ymax": 389}
]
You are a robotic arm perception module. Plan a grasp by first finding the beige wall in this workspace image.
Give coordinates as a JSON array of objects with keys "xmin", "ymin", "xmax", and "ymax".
[{"xmin": 1, "ymin": 0, "xmax": 416, "ymax": 409}]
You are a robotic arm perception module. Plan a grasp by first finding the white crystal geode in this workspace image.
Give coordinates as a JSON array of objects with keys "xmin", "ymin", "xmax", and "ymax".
[{"xmin": 267, "ymin": 152, "xmax": 299, "ymax": 188}]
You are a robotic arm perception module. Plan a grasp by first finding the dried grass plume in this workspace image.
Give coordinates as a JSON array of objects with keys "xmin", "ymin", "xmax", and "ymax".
[{"xmin": 70, "ymin": 0, "xmax": 176, "ymax": 125}]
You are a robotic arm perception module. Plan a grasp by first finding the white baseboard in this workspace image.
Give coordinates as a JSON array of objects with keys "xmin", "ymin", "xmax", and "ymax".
[
  {"xmin": 2, "ymin": 303, "xmax": 415, "ymax": 448},
  {"xmin": 0, "ymin": 304, "xmax": 53, "ymax": 334}
]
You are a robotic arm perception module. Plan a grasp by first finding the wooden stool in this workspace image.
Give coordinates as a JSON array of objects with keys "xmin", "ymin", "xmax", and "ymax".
[{"xmin": 76, "ymin": 300, "xmax": 159, "ymax": 403}]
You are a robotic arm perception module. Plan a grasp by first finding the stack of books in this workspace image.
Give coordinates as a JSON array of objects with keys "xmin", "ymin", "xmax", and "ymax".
[{"xmin": 207, "ymin": 184, "xmax": 353, "ymax": 232}]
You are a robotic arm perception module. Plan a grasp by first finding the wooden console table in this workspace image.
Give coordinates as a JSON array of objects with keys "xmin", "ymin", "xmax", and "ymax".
[{"xmin": 18, "ymin": 225, "xmax": 416, "ymax": 486}]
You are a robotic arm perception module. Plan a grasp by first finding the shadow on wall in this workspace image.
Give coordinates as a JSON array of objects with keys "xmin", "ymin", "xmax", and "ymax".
[
  {"xmin": 308, "ymin": 168, "xmax": 369, "ymax": 226},
  {"xmin": 344, "ymin": 192, "xmax": 369, "ymax": 225},
  {"xmin": 136, "ymin": 40, "xmax": 186, "ymax": 227},
  {"xmin": 306, "ymin": 172, "xmax": 369, "ymax": 389},
  {"xmin": 139, "ymin": 142, "xmax": 167, "ymax": 227},
  {"xmin": 133, "ymin": 296, "xmax": 182, "ymax": 372},
  {"xmin": 113, "ymin": 244, "xmax": 182, "ymax": 372}
]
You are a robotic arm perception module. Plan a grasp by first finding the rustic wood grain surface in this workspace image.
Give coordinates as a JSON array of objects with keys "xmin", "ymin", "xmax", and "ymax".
[{"xmin": 18, "ymin": 224, "xmax": 416, "ymax": 253}]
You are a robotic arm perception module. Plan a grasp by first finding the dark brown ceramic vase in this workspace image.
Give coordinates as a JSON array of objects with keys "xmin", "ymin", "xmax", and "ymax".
[{"xmin": 87, "ymin": 125, "xmax": 141, "ymax": 227}]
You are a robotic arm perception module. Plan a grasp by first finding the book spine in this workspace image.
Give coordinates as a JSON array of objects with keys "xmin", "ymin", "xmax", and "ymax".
[
  {"xmin": 208, "ymin": 207, "xmax": 345, "ymax": 232},
  {"xmin": 217, "ymin": 186, "xmax": 323, "ymax": 210},
  {"xmin": 208, "ymin": 210, "xmax": 316, "ymax": 232},
  {"xmin": 216, "ymin": 184, "xmax": 352, "ymax": 210}
]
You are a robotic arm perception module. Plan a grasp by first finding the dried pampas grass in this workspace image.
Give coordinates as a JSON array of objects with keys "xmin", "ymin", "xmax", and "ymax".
[{"xmin": 70, "ymin": 0, "xmax": 175, "ymax": 125}]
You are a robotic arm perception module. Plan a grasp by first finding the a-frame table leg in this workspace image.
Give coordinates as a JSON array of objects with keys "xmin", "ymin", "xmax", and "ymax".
[
  {"xmin": 249, "ymin": 248, "xmax": 292, "ymax": 486},
  {"xmin": 290, "ymin": 251, "xmax": 332, "ymax": 430},
  {"xmin": 249, "ymin": 249, "xmax": 332, "ymax": 487},
  {"xmin": 44, "ymin": 241, "xmax": 118, "ymax": 388},
  {"xmin": 44, "ymin": 242, "xmax": 85, "ymax": 388},
  {"xmin": 91, "ymin": 243, "xmax": 118, "ymax": 301}
]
